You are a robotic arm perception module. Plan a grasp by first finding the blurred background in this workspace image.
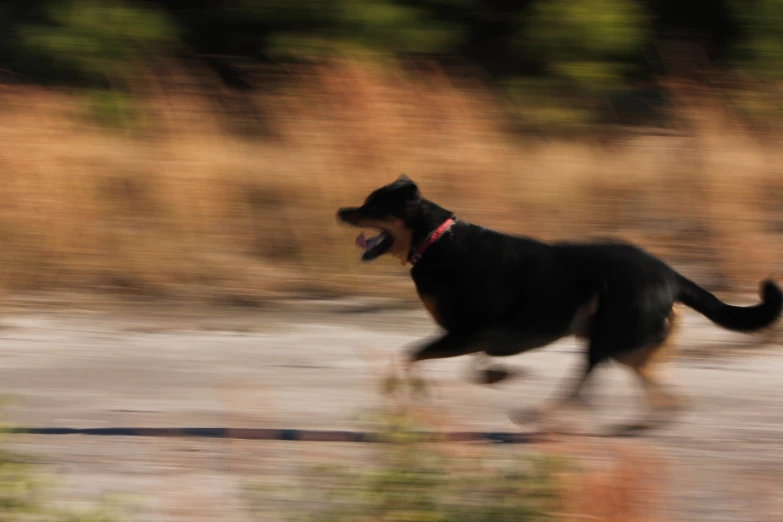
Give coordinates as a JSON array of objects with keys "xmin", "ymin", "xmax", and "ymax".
[
  {"xmin": 0, "ymin": 2, "xmax": 783, "ymax": 522},
  {"xmin": 0, "ymin": 0, "xmax": 780, "ymax": 304}
]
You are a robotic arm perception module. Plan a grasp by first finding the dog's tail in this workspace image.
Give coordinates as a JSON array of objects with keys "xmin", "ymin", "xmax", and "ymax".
[{"xmin": 675, "ymin": 274, "xmax": 782, "ymax": 332}]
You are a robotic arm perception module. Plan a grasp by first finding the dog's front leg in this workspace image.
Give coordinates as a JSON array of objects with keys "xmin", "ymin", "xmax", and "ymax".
[
  {"xmin": 408, "ymin": 327, "xmax": 537, "ymax": 385},
  {"xmin": 388, "ymin": 332, "xmax": 480, "ymax": 396},
  {"xmin": 407, "ymin": 332, "xmax": 481, "ymax": 364}
]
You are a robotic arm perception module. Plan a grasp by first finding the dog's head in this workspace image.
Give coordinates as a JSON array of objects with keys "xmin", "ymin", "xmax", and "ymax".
[{"xmin": 336, "ymin": 174, "xmax": 420, "ymax": 263}]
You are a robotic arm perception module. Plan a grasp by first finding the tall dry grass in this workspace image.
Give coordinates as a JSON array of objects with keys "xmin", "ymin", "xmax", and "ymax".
[{"xmin": 0, "ymin": 61, "xmax": 780, "ymax": 305}]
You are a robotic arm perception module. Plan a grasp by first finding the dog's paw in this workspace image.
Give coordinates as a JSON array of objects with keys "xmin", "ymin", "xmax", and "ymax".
[
  {"xmin": 409, "ymin": 376, "xmax": 429, "ymax": 398},
  {"xmin": 508, "ymin": 406, "xmax": 543, "ymax": 426},
  {"xmin": 608, "ymin": 401, "xmax": 684, "ymax": 437},
  {"xmin": 608, "ymin": 421, "xmax": 654, "ymax": 438},
  {"xmin": 510, "ymin": 405, "xmax": 584, "ymax": 435},
  {"xmin": 381, "ymin": 374, "xmax": 402, "ymax": 397}
]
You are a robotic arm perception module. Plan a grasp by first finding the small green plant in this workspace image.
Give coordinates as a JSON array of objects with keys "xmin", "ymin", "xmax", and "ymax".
[
  {"xmin": 0, "ymin": 418, "xmax": 129, "ymax": 522},
  {"xmin": 244, "ymin": 411, "xmax": 566, "ymax": 522}
]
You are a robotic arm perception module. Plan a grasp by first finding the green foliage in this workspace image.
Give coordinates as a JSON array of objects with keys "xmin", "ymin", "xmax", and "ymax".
[
  {"xmin": 3, "ymin": 0, "xmax": 659, "ymax": 130},
  {"xmin": 730, "ymin": 0, "xmax": 783, "ymax": 78},
  {"xmin": 9, "ymin": 0, "xmax": 783, "ymax": 131},
  {"xmin": 521, "ymin": 0, "xmax": 649, "ymax": 90},
  {"xmin": 257, "ymin": 0, "xmax": 460, "ymax": 59},
  {"xmin": 508, "ymin": 0, "xmax": 650, "ymax": 128},
  {"xmin": 16, "ymin": 0, "xmax": 177, "ymax": 85},
  {"xmin": 13, "ymin": 0, "xmax": 176, "ymax": 128},
  {"xmin": 245, "ymin": 412, "xmax": 566, "ymax": 522}
]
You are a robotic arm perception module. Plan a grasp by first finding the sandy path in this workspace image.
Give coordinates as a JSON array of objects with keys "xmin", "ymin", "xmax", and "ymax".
[{"xmin": 0, "ymin": 302, "xmax": 781, "ymax": 521}]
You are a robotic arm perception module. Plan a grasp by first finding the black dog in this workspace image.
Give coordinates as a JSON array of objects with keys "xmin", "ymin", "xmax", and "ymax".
[{"xmin": 337, "ymin": 175, "xmax": 782, "ymax": 429}]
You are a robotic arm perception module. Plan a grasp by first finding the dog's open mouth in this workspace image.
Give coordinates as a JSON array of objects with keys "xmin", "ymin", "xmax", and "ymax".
[{"xmin": 355, "ymin": 230, "xmax": 394, "ymax": 262}]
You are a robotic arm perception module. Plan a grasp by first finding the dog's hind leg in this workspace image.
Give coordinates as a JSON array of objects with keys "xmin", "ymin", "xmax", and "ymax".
[
  {"xmin": 613, "ymin": 306, "xmax": 684, "ymax": 435},
  {"xmin": 509, "ymin": 302, "xmax": 660, "ymax": 431},
  {"xmin": 509, "ymin": 344, "xmax": 603, "ymax": 430}
]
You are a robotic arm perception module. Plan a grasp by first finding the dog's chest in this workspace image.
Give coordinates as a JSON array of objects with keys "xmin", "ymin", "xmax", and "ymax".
[{"xmin": 417, "ymin": 291, "xmax": 445, "ymax": 328}]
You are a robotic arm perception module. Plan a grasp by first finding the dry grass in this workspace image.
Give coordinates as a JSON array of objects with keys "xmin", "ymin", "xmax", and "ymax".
[
  {"xmin": 0, "ymin": 61, "xmax": 780, "ymax": 305},
  {"xmin": 547, "ymin": 439, "xmax": 669, "ymax": 522}
]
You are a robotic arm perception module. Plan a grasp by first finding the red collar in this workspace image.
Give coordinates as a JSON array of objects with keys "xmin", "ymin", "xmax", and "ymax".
[{"xmin": 409, "ymin": 218, "xmax": 455, "ymax": 265}]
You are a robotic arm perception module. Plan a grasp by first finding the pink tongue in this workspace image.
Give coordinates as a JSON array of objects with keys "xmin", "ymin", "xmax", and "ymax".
[{"xmin": 355, "ymin": 232, "xmax": 367, "ymax": 249}]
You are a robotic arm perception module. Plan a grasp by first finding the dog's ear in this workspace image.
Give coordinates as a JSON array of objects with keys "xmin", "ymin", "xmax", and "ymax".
[{"xmin": 394, "ymin": 174, "xmax": 419, "ymax": 200}]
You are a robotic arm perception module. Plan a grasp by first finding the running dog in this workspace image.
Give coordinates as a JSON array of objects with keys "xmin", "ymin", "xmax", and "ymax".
[{"xmin": 336, "ymin": 175, "xmax": 782, "ymax": 430}]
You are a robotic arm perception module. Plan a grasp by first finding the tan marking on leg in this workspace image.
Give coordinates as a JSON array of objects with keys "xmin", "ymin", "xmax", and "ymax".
[
  {"xmin": 615, "ymin": 306, "xmax": 684, "ymax": 418},
  {"xmin": 568, "ymin": 293, "xmax": 600, "ymax": 339}
]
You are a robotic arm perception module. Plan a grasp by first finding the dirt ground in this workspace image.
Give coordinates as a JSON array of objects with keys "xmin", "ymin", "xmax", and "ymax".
[{"xmin": 1, "ymin": 296, "xmax": 782, "ymax": 521}]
